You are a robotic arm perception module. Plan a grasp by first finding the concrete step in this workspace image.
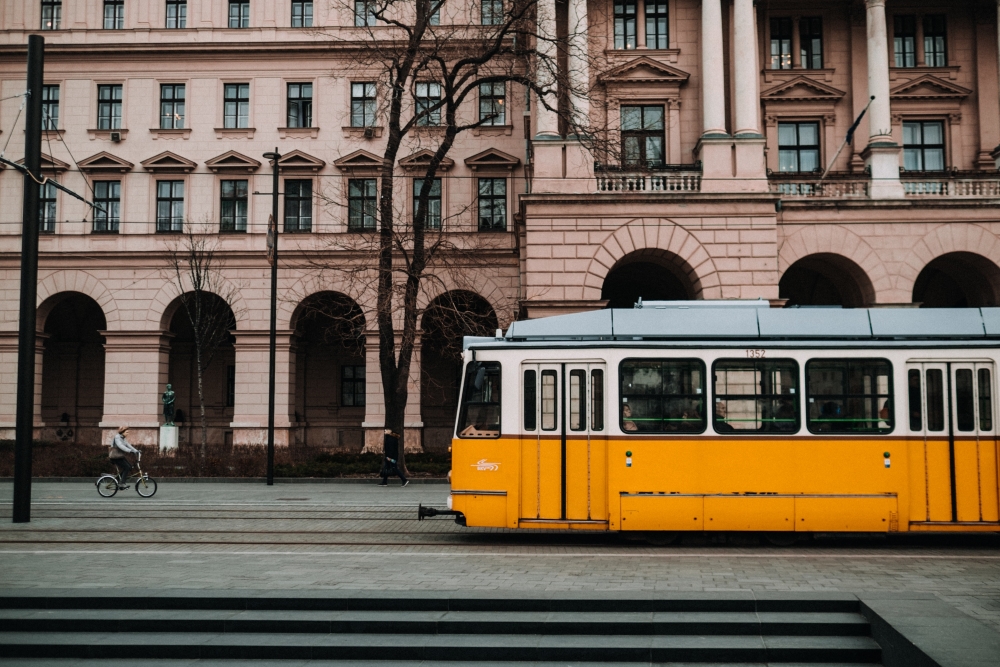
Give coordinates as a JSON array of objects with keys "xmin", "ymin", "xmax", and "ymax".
[
  {"xmin": 0, "ymin": 661, "xmax": 886, "ymax": 667},
  {"xmin": 0, "ymin": 609, "xmax": 871, "ymax": 636},
  {"xmin": 0, "ymin": 632, "xmax": 883, "ymax": 662}
]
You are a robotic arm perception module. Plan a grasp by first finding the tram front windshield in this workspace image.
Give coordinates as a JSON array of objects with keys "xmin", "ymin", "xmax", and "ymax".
[{"xmin": 457, "ymin": 361, "xmax": 501, "ymax": 437}]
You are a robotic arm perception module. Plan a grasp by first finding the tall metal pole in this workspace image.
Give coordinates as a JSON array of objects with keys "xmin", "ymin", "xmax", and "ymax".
[
  {"xmin": 263, "ymin": 150, "xmax": 280, "ymax": 485},
  {"xmin": 13, "ymin": 35, "xmax": 44, "ymax": 523}
]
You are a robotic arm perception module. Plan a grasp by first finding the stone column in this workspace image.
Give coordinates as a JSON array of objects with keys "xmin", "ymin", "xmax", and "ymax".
[
  {"xmin": 701, "ymin": 0, "xmax": 727, "ymax": 136},
  {"xmin": 863, "ymin": 0, "xmax": 904, "ymax": 198},
  {"xmin": 993, "ymin": 0, "xmax": 1000, "ymax": 169},
  {"xmin": 733, "ymin": 0, "xmax": 759, "ymax": 137},
  {"xmin": 99, "ymin": 331, "xmax": 171, "ymax": 446},
  {"xmin": 534, "ymin": 0, "xmax": 560, "ymax": 139},
  {"xmin": 567, "ymin": 0, "xmax": 590, "ymax": 135},
  {"xmin": 0, "ymin": 332, "xmax": 45, "ymax": 441},
  {"xmin": 230, "ymin": 330, "xmax": 294, "ymax": 447}
]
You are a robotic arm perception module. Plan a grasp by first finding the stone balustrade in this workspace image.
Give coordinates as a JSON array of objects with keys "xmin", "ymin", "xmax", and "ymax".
[
  {"xmin": 595, "ymin": 164, "xmax": 702, "ymax": 193},
  {"xmin": 901, "ymin": 173, "xmax": 1000, "ymax": 198}
]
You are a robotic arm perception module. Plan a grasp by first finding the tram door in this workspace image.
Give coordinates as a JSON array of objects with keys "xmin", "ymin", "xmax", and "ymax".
[
  {"xmin": 520, "ymin": 363, "xmax": 608, "ymax": 522},
  {"xmin": 907, "ymin": 362, "xmax": 999, "ymax": 523}
]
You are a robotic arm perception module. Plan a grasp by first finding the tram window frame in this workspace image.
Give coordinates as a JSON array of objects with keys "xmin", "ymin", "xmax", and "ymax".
[
  {"xmin": 926, "ymin": 368, "xmax": 945, "ymax": 432},
  {"xmin": 955, "ymin": 369, "xmax": 976, "ymax": 432},
  {"xmin": 712, "ymin": 359, "xmax": 800, "ymax": 434},
  {"xmin": 979, "ymin": 368, "xmax": 993, "ymax": 431},
  {"xmin": 569, "ymin": 369, "xmax": 587, "ymax": 431},
  {"xmin": 541, "ymin": 370, "xmax": 557, "ymax": 431},
  {"xmin": 457, "ymin": 361, "xmax": 501, "ymax": 438},
  {"xmin": 805, "ymin": 358, "xmax": 894, "ymax": 434},
  {"xmin": 591, "ymin": 369, "xmax": 605, "ymax": 432},
  {"xmin": 908, "ymin": 369, "xmax": 922, "ymax": 431},
  {"xmin": 619, "ymin": 358, "xmax": 706, "ymax": 434},
  {"xmin": 523, "ymin": 369, "xmax": 537, "ymax": 431}
]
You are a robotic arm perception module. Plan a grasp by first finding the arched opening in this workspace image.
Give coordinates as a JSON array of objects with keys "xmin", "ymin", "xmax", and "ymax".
[
  {"xmin": 166, "ymin": 292, "xmax": 237, "ymax": 447},
  {"xmin": 913, "ymin": 252, "xmax": 1000, "ymax": 308},
  {"xmin": 779, "ymin": 254, "xmax": 875, "ymax": 308},
  {"xmin": 421, "ymin": 291, "xmax": 498, "ymax": 451},
  {"xmin": 291, "ymin": 292, "xmax": 366, "ymax": 450},
  {"xmin": 601, "ymin": 250, "xmax": 696, "ymax": 308},
  {"xmin": 40, "ymin": 292, "xmax": 107, "ymax": 444}
]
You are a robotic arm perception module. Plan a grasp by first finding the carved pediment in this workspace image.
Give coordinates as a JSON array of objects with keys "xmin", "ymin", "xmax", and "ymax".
[
  {"xmin": 599, "ymin": 57, "xmax": 691, "ymax": 85},
  {"xmin": 140, "ymin": 151, "xmax": 197, "ymax": 173},
  {"xmin": 78, "ymin": 151, "xmax": 134, "ymax": 173},
  {"xmin": 398, "ymin": 149, "xmax": 455, "ymax": 172},
  {"xmin": 464, "ymin": 148, "xmax": 520, "ymax": 171},
  {"xmin": 16, "ymin": 152, "xmax": 70, "ymax": 172},
  {"xmin": 890, "ymin": 75, "xmax": 971, "ymax": 100},
  {"xmin": 276, "ymin": 149, "xmax": 326, "ymax": 172},
  {"xmin": 762, "ymin": 76, "xmax": 846, "ymax": 101},
  {"xmin": 205, "ymin": 150, "xmax": 261, "ymax": 173},
  {"xmin": 333, "ymin": 149, "xmax": 383, "ymax": 171}
]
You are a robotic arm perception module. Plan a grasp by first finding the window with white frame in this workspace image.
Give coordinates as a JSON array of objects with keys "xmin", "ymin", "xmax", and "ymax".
[
  {"xmin": 156, "ymin": 180, "xmax": 184, "ymax": 232},
  {"xmin": 800, "ymin": 17, "xmax": 823, "ymax": 69},
  {"xmin": 428, "ymin": 0, "xmax": 440, "ymax": 25},
  {"xmin": 291, "ymin": 1, "xmax": 313, "ymax": 27},
  {"xmin": 287, "ymin": 83, "xmax": 313, "ymax": 128},
  {"xmin": 93, "ymin": 181, "xmax": 121, "ymax": 233},
  {"xmin": 166, "ymin": 0, "xmax": 186, "ymax": 29},
  {"xmin": 229, "ymin": 1, "xmax": 250, "ymax": 28},
  {"xmin": 41, "ymin": 0, "xmax": 61, "ymax": 30},
  {"xmin": 97, "ymin": 84, "xmax": 122, "ymax": 130},
  {"xmin": 160, "ymin": 84, "xmax": 185, "ymax": 129},
  {"xmin": 478, "ymin": 82, "xmax": 505, "ymax": 125},
  {"xmin": 103, "ymin": 0, "xmax": 124, "ymax": 29},
  {"xmin": 354, "ymin": 0, "xmax": 376, "ymax": 26},
  {"xmin": 894, "ymin": 15, "xmax": 916, "ymax": 68},
  {"xmin": 41, "ymin": 85, "xmax": 59, "ymax": 130},
  {"xmin": 770, "ymin": 17, "xmax": 792, "ymax": 69},
  {"xmin": 621, "ymin": 105, "xmax": 664, "ymax": 167},
  {"xmin": 923, "ymin": 15, "xmax": 946, "ymax": 67},
  {"xmin": 351, "ymin": 83, "xmax": 376, "ymax": 127},
  {"xmin": 224, "ymin": 83, "xmax": 250, "ymax": 128},
  {"xmin": 348, "ymin": 178, "xmax": 377, "ymax": 230},
  {"xmin": 478, "ymin": 178, "xmax": 506, "ymax": 231},
  {"xmin": 284, "ymin": 179, "xmax": 312, "ymax": 232},
  {"xmin": 415, "ymin": 82, "xmax": 441, "ymax": 126},
  {"xmin": 39, "ymin": 181, "xmax": 57, "ymax": 233},
  {"xmin": 777, "ymin": 122, "xmax": 820, "ymax": 173},
  {"xmin": 481, "ymin": 0, "xmax": 502, "ymax": 25},
  {"xmin": 614, "ymin": 0, "xmax": 637, "ymax": 49},
  {"xmin": 220, "ymin": 179, "xmax": 249, "ymax": 232},
  {"xmin": 903, "ymin": 121, "xmax": 945, "ymax": 172},
  {"xmin": 645, "ymin": 1, "xmax": 668, "ymax": 50},
  {"xmin": 413, "ymin": 178, "xmax": 442, "ymax": 229}
]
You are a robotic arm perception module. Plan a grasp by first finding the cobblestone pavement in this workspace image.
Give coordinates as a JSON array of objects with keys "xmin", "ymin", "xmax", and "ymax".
[{"xmin": 2, "ymin": 482, "xmax": 999, "ymax": 633}]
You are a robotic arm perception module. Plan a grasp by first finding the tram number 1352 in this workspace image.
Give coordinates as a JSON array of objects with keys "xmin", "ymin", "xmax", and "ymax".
[{"xmin": 746, "ymin": 349, "xmax": 766, "ymax": 358}]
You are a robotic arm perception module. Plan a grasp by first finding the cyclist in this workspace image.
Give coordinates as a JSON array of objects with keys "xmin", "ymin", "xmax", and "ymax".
[{"xmin": 109, "ymin": 425, "xmax": 140, "ymax": 489}]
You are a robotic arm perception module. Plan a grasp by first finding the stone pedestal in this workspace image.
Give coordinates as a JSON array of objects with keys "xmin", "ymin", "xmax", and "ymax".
[{"xmin": 159, "ymin": 425, "xmax": 179, "ymax": 454}]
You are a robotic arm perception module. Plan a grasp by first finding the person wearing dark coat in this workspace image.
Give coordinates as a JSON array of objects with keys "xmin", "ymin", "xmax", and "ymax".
[{"xmin": 379, "ymin": 429, "xmax": 409, "ymax": 487}]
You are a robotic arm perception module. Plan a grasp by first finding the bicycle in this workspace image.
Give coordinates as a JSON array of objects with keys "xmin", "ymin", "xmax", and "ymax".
[{"xmin": 96, "ymin": 451, "xmax": 157, "ymax": 498}]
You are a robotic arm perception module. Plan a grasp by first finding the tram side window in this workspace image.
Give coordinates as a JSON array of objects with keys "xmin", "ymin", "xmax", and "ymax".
[
  {"xmin": 458, "ymin": 361, "xmax": 501, "ymax": 438},
  {"xmin": 908, "ymin": 369, "xmax": 922, "ymax": 431},
  {"xmin": 569, "ymin": 369, "xmax": 587, "ymax": 431},
  {"xmin": 806, "ymin": 359, "xmax": 893, "ymax": 433},
  {"xmin": 541, "ymin": 370, "xmax": 557, "ymax": 430},
  {"xmin": 926, "ymin": 368, "xmax": 945, "ymax": 431},
  {"xmin": 523, "ymin": 369, "xmax": 536, "ymax": 431},
  {"xmin": 591, "ymin": 369, "xmax": 605, "ymax": 431},
  {"xmin": 619, "ymin": 359, "xmax": 705, "ymax": 433},
  {"xmin": 955, "ymin": 369, "xmax": 975, "ymax": 432},
  {"xmin": 979, "ymin": 369, "xmax": 993, "ymax": 431},
  {"xmin": 713, "ymin": 359, "xmax": 799, "ymax": 433}
]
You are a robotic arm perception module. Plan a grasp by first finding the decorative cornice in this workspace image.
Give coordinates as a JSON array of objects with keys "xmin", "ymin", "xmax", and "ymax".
[{"xmin": 890, "ymin": 74, "xmax": 972, "ymax": 100}]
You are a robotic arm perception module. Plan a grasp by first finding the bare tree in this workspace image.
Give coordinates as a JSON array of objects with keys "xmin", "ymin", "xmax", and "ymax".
[
  {"xmin": 164, "ymin": 223, "xmax": 242, "ymax": 460},
  {"xmin": 305, "ymin": 0, "xmax": 594, "ymax": 468}
]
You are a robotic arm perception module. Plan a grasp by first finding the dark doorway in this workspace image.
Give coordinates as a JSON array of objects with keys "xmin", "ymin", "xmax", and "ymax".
[
  {"xmin": 779, "ymin": 254, "xmax": 874, "ymax": 308},
  {"xmin": 913, "ymin": 252, "xmax": 1000, "ymax": 308}
]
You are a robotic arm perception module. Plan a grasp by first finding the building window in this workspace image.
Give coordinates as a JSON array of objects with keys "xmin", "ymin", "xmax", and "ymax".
[
  {"xmin": 613, "ymin": 0, "xmax": 637, "ymax": 49},
  {"xmin": 41, "ymin": 85, "xmax": 59, "ymax": 130},
  {"xmin": 903, "ymin": 121, "xmax": 945, "ymax": 172},
  {"xmin": 481, "ymin": 0, "xmax": 502, "ymax": 25},
  {"xmin": 924, "ymin": 15, "xmax": 946, "ymax": 67},
  {"xmin": 645, "ymin": 1, "xmax": 668, "ymax": 50},
  {"xmin": 291, "ymin": 1, "xmax": 312, "ymax": 27},
  {"xmin": 478, "ymin": 82, "xmax": 505, "ymax": 126},
  {"xmin": 287, "ymin": 83, "xmax": 312, "ymax": 128},
  {"xmin": 894, "ymin": 15, "xmax": 916, "ymax": 68},
  {"xmin": 770, "ymin": 17, "xmax": 792, "ymax": 69},
  {"xmin": 284, "ymin": 179, "xmax": 312, "ymax": 232},
  {"xmin": 228, "ymin": 1, "xmax": 250, "ymax": 28},
  {"xmin": 103, "ymin": 0, "xmax": 124, "ymax": 29},
  {"xmin": 39, "ymin": 181, "xmax": 56, "ymax": 233},
  {"xmin": 224, "ymin": 83, "xmax": 250, "ymax": 128},
  {"xmin": 800, "ymin": 17, "xmax": 822, "ymax": 69},
  {"xmin": 351, "ymin": 83, "xmax": 376, "ymax": 127},
  {"xmin": 777, "ymin": 122, "xmax": 820, "ymax": 173},
  {"xmin": 166, "ymin": 0, "xmax": 186, "ymax": 29},
  {"xmin": 41, "ymin": 0, "xmax": 61, "ymax": 30},
  {"xmin": 93, "ymin": 181, "xmax": 121, "ymax": 233},
  {"xmin": 341, "ymin": 365, "xmax": 366, "ymax": 406},
  {"xmin": 226, "ymin": 365, "xmax": 236, "ymax": 407},
  {"xmin": 220, "ymin": 180, "xmax": 248, "ymax": 232},
  {"xmin": 415, "ymin": 82, "xmax": 441, "ymax": 126},
  {"xmin": 621, "ymin": 105, "xmax": 664, "ymax": 167},
  {"xmin": 477, "ymin": 178, "xmax": 506, "ymax": 231},
  {"xmin": 348, "ymin": 178, "xmax": 377, "ymax": 231},
  {"xmin": 413, "ymin": 178, "xmax": 442, "ymax": 229},
  {"xmin": 429, "ymin": 0, "xmax": 440, "ymax": 25},
  {"xmin": 354, "ymin": 0, "xmax": 376, "ymax": 26},
  {"xmin": 156, "ymin": 180, "xmax": 184, "ymax": 232},
  {"xmin": 160, "ymin": 84, "xmax": 185, "ymax": 129},
  {"xmin": 97, "ymin": 84, "xmax": 123, "ymax": 130}
]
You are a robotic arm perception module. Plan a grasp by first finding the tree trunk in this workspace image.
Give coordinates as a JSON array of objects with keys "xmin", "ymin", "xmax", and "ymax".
[{"xmin": 195, "ymin": 342, "xmax": 207, "ymax": 461}]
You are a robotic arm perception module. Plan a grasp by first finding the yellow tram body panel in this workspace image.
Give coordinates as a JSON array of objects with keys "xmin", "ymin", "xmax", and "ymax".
[{"xmin": 450, "ymin": 434, "xmax": 1000, "ymax": 533}]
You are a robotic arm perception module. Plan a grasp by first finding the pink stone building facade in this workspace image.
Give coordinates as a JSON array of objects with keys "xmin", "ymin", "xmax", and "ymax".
[{"xmin": 1, "ymin": 0, "xmax": 1000, "ymax": 452}]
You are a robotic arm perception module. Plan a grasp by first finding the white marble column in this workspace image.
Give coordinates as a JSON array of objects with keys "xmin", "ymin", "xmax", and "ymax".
[
  {"xmin": 995, "ymin": 0, "xmax": 1000, "ymax": 169},
  {"xmin": 567, "ymin": 0, "xmax": 590, "ymax": 135},
  {"xmin": 733, "ymin": 0, "xmax": 760, "ymax": 136},
  {"xmin": 864, "ymin": 0, "xmax": 904, "ymax": 197},
  {"xmin": 701, "ymin": 0, "xmax": 727, "ymax": 136},
  {"xmin": 535, "ymin": 0, "xmax": 560, "ymax": 138}
]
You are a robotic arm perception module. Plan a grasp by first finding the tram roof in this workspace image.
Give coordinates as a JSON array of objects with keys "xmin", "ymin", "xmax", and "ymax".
[{"xmin": 480, "ymin": 304, "xmax": 1000, "ymax": 346}]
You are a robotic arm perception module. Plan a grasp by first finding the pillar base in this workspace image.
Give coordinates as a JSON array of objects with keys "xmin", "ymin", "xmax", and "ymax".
[
  {"xmin": 230, "ymin": 425, "xmax": 290, "ymax": 448},
  {"xmin": 531, "ymin": 140, "xmax": 594, "ymax": 193},
  {"xmin": 159, "ymin": 425, "xmax": 179, "ymax": 454},
  {"xmin": 862, "ymin": 142, "xmax": 905, "ymax": 199},
  {"xmin": 696, "ymin": 136, "xmax": 769, "ymax": 193}
]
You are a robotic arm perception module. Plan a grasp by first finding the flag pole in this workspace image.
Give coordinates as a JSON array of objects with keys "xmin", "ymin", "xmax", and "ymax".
[{"xmin": 819, "ymin": 95, "xmax": 875, "ymax": 183}]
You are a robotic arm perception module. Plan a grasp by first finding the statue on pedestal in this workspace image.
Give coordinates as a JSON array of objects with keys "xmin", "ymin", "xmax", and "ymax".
[{"xmin": 162, "ymin": 384, "xmax": 176, "ymax": 426}]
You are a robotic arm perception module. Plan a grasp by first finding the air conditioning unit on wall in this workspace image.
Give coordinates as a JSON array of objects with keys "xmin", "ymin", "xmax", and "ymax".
[{"xmin": 110, "ymin": 131, "xmax": 121, "ymax": 142}]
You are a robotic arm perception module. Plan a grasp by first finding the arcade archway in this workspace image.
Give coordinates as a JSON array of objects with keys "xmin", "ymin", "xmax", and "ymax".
[
  {"xmin": 601, "ymin": 250, "xmax": 695, "ymax": 308},
  {"xmin": 779, "ymin": 253, "xmax": 875, "ymax": 308},
  {"xmin": 913, "ymin": 252, "xmax": 1000, "ymax": 308}
]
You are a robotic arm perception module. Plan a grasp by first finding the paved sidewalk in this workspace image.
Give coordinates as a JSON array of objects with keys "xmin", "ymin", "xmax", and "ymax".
[{"xmin": 2, "ymin": 481, "xmax": 999, "ymax": 634}]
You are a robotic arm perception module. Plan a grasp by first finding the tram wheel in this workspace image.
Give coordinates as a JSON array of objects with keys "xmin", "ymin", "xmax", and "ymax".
[
  {"xmin": 764, "ymin": 532, "xmax": 798, "ymax": 547},
  {"xmin": 645, "ymin": 531, "xmax": 679, "ymax": 546}
]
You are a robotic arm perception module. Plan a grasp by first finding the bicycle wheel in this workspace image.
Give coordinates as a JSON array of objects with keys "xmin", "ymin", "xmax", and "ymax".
[
  {"xmin": 96, "ymin": 475, "xmax": 119, "ymax": 498},
  {"xmin": 135, "ymin": 475, "xmax": 157, "ymax": 498}
]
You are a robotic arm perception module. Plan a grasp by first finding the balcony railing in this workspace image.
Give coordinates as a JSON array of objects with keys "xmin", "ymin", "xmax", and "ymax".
[
  {"xmin": 771, "ymin": 170, "xmax": 1000, "ymax": 199},
  {"xmin": 768, "ymin": 172, "xmax": 870, "ymax": 198},
  {"xmin": 595, "ymin": 163, "xmax": 702, "ymax": 193},
  {"xmin": 901, "ymin": 171, "xmax": 1000, "ymax": 197}
]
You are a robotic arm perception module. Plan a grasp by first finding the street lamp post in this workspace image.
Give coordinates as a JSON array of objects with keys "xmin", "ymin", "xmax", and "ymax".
[{"xmin": 262, "ymin": 149, "xmax": 280, "ymax": 485}]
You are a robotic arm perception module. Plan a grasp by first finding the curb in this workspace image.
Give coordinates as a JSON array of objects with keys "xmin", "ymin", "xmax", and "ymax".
[{"xmin": 0, "ymin": 477, "xmax": 449, "ymax": 484}]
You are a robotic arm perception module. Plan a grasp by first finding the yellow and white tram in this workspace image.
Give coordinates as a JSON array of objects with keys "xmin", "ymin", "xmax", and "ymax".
[{"xmin": 445, "ymin": 302, "xmax": 1000, "ymax": 535}]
